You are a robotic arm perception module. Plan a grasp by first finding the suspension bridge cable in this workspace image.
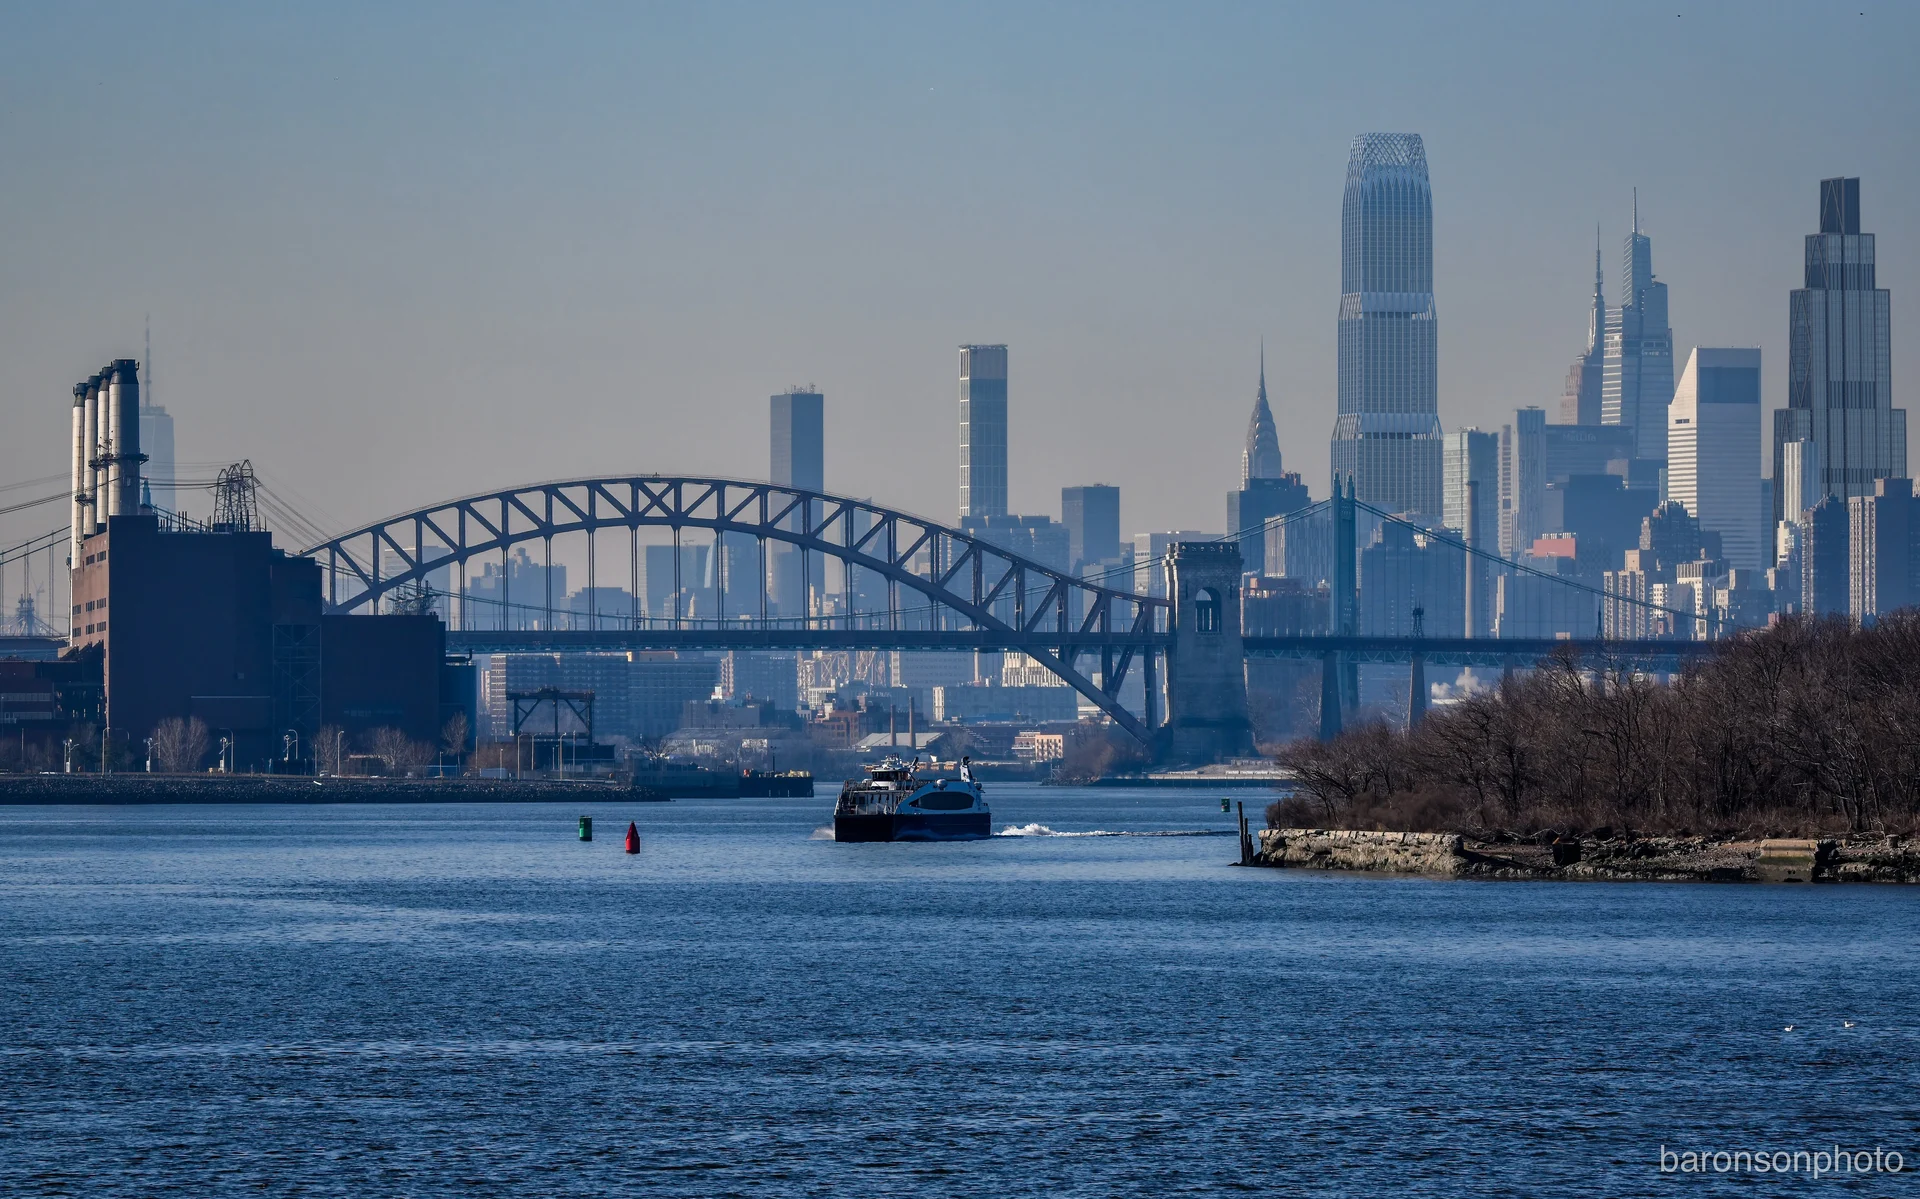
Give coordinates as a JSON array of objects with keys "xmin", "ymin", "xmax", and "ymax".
[{"xmin": 1352, "ymin": 499, "xmax": 1720, "ymax": 632}]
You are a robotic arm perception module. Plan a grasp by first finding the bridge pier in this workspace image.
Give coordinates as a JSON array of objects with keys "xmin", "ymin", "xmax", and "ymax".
[
  {"xmin": 1161, "ymin": 542, "xmax": 1253, "ymax": 762},
  {"xmin": 1408, "ymin": 652, "xmax": 1427, "ymax": 728},
  {"xmin": 1319, "ymin": 651, "xmax": 1342, "ymax": 740}
]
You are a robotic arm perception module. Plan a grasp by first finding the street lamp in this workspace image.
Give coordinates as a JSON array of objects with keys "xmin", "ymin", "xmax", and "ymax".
[
  {"xmin": 145, "ymin": 737, "xmax": 154, "ymax": 773},
  {"xmin": 63, "ymin": 738, "xmax": 74, "ymax": 773}
]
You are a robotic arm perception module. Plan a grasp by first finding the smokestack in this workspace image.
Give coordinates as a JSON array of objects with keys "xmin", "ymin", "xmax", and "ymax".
[
  {"xmin": 81, "ymin": 374, "xmax": 102, "ymax": 534},
  {"xmin": 105, "ymin": 359, "xmax": 142, "ymax": 517},
  {"xmin": 70, "ymin": 383, "xmax": 87, "ymax": 561}
]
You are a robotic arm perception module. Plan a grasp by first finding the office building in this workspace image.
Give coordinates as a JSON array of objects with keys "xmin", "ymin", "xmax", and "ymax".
[
  {"xmin": 1544, "ymin": 423, "xmax": 1636, "ymax": 487},
  {"xmin": 1442, "ymin": 429, "xmax": 1498, "ymax": 634},
  {"xmin": 1357, "ymin": 521, "xmax": 1464, "ymax": 638},
  {"xmin": 1331, "ymin": 133, "xmax": 1442, "ymax": 518},
  {"xmin": 958, "ymin": 345, "xmax": 1008, "ymax": 519},
  {"xmin": 1668, "ymin": 348, "xmax": 1763, "ymax": 570},
  {"xmin": 1772, "ymin": 178, "xmax": 1902, "ymax": 525},
  {"xmin": 466, "ymin": 547, "xmax": 567, "ymax": 631},
  {"xmin": 1499, "ymin": 408, "xmax": 1546, "ymax": 559},
  {"xmin": 1559, "ymin": 236, "xmax": 1608, "ymax": 425},
  {"xmin": 1133, "ymin": 531, "xmax": 1210, "ymax": 599},
  {"xmin": 1800, "ymin": 494, "xmax": 1850, "ymax": 617},
  {"xmin": 139, "ymin": 402, "xmax": 175, "ymax": 515},
  {"xmin": 1061, "ymin": 485, "xmax": 1121, "ymax": 573},
  {"xmin": 769, "ymin": 388, "xmax": 824, "ymax": 619},
  {"xmin": 1849, "ymin": 478, "xmax": 1919, "ymax": 622},
  {"xmin": 1228, "ymin": 353, "xmax": 1310, "ymax": 577},
  {"xmin": 770, "ymin": 389, "xmax": 824, "ymax": 492},
  {"xmin": 1601, "ymin": 195, "xmax": 1675, "ymax": 472}
]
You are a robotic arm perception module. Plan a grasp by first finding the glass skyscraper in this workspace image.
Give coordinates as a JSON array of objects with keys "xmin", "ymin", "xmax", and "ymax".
[
  {"xmin": 958, "ymin": 344, "xmax": 1008, "ymax": 519},
  {"xmin": 1331, "ymin": 133, "xmax": 1441, "ymax": 519},
  {"xmin": 1771, "ymin": 178, "xmax": 1901, "ymax": 524},
  {"xmin": 1600, "ymin": 195, "xmax": 1674, "ymax": 471}
]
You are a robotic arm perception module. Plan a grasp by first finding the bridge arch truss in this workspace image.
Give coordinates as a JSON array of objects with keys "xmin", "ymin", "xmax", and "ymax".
[{"xmin": 302, "ymin": 476, "xmax": 1171, "ymax": 739}]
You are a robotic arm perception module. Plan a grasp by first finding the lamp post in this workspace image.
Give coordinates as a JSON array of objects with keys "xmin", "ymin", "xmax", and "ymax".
[{"xmin": 145, "ymin": 737, "xmax": 154, "ymax": 773}]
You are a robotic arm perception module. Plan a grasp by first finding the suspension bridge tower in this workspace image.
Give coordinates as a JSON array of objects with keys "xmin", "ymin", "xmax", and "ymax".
[{"xmin": 1162, "ymin": 541, "xmax": 1253, "ymax": 761}]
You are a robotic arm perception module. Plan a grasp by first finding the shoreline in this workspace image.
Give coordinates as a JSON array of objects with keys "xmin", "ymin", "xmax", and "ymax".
[
  {"xmin": 0, "ymin": 775, "xmax": 663, "ymax": 805},
  {"xmin": 1250, "ymin": 827, "xmax": 1920, "ymax": 883}
]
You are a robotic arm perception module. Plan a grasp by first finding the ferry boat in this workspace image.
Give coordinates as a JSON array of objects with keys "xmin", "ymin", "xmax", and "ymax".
[{"xmin": 833, "ymin": 756, "xmax": 990, "ymax": 842}]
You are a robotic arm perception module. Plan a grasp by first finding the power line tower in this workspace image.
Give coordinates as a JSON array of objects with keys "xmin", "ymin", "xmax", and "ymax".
[{"xmin": 212, "ymin": 461, "xmax": 260, "ymax": 532}]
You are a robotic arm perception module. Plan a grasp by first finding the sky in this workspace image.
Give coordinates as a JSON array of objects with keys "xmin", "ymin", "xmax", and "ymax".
[{"xmin": 2, "ymin": 1, "xmax": 1916, "ymax": 576}]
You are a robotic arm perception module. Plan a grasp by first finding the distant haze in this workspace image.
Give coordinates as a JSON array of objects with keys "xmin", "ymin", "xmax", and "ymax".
[{"xmin": 2, "ymin": 2, "xmax": 1915, "ymax": 556}]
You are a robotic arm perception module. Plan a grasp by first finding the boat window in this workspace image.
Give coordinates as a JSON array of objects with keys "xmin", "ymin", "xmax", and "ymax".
[{"xmin": 912, "ymin": 793, "xmax": 976, "ymax": 811}]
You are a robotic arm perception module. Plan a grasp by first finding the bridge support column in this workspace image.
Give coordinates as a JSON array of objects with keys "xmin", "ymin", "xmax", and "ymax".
[
  {"xmin": 1319, "ymin": 651, "xmax": 1342, "ymax": 741},
  {"xmin": 1162, "ymin": 541, "xmax": 1252, "ymax": 762},
  {"xmin": 1408, "ymin": 652, "xmax": 1427, "ymax": 728}
]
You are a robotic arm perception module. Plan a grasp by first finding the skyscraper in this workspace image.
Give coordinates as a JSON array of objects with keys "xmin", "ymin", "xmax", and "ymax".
[
  {"xmin": 1229, "ymin": 350, "xmax": 1309, "ymax": 576},
  {"xmin": 1498, "ymin": 408, "xmax": 1546, "ymax": 559},
  {"xmin": 1772, "ymin": 178, "xmax": 1901, "ymax": 524},
  {"xmin": 770, "ymin": 388, "xmax": 824, "ymax": 491},
  {"xmin": 1331, "ymin": 133, "xmax": 1441, "ymax": 518},
  {"xmin": 1559, "ymin": 234, "xmax": 1607, "ymax": 425},
  {"xmin": 958, "ymin": 345, "xmax": 1008, "ymax": 519},
  {"xmin": 770, "ymin": 388, "xmax": 824, "ymax": 618},
  {"xmin": 1667, "ymin": 348, "xmax": 1763, "ymax": 570},
  {"xmin": 1443, "ymin": 428, "xmax": 1499, "ymax": 634},
  {"xmin": 1242, "ymin": 346, "xmax": 1283, "ymax": 484},
  {"xmin": 1601, "ymin": 194, "xmax": 1675, "ymax": 473},
  {"xmin": 1061, "ymin": 484, "xmax": 1121, "ymax": 573}
]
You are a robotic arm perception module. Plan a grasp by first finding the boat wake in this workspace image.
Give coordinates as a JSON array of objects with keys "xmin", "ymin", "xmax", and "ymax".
[{"xmin": 996, "ymin": 823, "xmax": 1236, "ymax": 838}]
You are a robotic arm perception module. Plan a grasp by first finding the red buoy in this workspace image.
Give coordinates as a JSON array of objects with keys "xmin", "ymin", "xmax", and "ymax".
[{"xmin": 623, "ymin": 822, "xmax": 640, "ymax": 854}]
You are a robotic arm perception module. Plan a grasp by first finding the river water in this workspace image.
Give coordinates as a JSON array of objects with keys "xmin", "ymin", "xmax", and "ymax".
[{"xmin": 2, "ymin": 786, "xmax": 1915, "ymax": 1196}]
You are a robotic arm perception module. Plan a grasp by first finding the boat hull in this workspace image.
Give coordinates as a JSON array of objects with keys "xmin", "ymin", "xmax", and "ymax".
[{"xmin": 833, "ymin": 810, "xmax": 991, "ymax": 842}]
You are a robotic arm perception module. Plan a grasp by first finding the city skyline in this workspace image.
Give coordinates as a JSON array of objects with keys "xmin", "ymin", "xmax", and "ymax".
[{"xmin": 1, "ymin": 5, "xmax": 1916, "ymax": 555}]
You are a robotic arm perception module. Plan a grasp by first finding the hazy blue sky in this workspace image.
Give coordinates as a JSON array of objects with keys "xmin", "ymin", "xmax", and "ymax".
[{"xmin": 3, "ymin": 1, "xmax": 1915, "ymax": 561}]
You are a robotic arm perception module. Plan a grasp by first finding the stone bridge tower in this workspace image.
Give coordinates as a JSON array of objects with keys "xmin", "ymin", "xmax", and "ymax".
[{"xmin": 1162, "ymin": 541, "xmax": 1254, "ymax": 762}]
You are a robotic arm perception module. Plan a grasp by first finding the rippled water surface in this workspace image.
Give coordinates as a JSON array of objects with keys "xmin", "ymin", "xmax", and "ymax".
[{"xmin": 3, "ymin": 788, "xmax": 1916, "ymax": 1196}]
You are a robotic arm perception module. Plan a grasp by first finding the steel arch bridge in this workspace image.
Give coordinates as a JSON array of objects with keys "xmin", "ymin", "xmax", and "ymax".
[{"xmin": 302, "ymin": 475, "xmax": 1171, "ymax": 740}]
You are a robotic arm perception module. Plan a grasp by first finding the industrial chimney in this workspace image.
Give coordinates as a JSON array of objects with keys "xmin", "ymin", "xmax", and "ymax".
[
  {"xmin": 104, "ymin": 359, "xmax": 142, "ymax": 518},
  {"xmin": 81, "ymin": 374, "xmax": 102, "ymax": 535},
  {"xmin": 70, "ymin": 383, "xmax": 88, "ymax": 561}
]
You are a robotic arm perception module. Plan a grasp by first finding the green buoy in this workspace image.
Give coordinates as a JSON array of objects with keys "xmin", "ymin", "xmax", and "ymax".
[
  {"xmin": 578, "ymin": 815, "xmax": 593, "ymax": 841},
  {"xmin": 1220, "ymin": 797, "xmax": 1232, "ymax": 812}
]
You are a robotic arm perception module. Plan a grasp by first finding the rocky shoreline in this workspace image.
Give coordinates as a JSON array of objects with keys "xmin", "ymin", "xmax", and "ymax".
[{"xmin": 1252, "ymin": 827, "xmax": 1920, "ymax": 883}]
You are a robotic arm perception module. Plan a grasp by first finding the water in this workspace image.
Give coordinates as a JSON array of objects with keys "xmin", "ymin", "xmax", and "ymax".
[{"xmin": 2, "ymin": 787, "xmax": 1915, "ymax": 1196}]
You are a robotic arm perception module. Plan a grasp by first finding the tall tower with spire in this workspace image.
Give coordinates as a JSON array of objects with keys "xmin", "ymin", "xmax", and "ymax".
[
  {"xmin": 1229, "ymin": 348, "xmax": 1309, "ymax": 577},
  {"xmin": 1601, "ymin": 190, "xmax": 1674, "ymax": 477},
  {"xmin": 1558, "ymin": 231, "xmax": 1608, "ymax": 425},
  {"xmin": 1242, "ymin": 344, "xmax": 1284, "ymax": 483}
]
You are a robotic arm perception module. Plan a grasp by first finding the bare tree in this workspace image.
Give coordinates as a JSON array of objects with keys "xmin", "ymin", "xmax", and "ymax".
[
  {"xmin": 315, "ymin": 725, "xmax": 347, "ymax": 775},
  {"xmin": 150, "ymin": 717, "xmax": 210, "ymax": 773},
  {"xmin": 440, "ymin": 712, "xmax": 469, "ymax": 774},
  {"xmin": 365, "ymin": 727, "xmax": 435, "ymax": 777}
]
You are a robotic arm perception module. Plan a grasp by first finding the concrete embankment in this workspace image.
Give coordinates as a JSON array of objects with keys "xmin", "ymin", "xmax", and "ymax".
[
  {"xmin": 1251, "ymin": 827, "xmax": 1920, "ymax": 883},
  {"xmin": 0, "ymin": 775, "xmax": 647, "ymax": 805}
]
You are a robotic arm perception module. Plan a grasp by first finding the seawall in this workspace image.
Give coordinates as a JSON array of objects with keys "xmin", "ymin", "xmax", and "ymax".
[{"xmin": 1251, "ymin": 828, "xmax": 1920, "ymax": 883}]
